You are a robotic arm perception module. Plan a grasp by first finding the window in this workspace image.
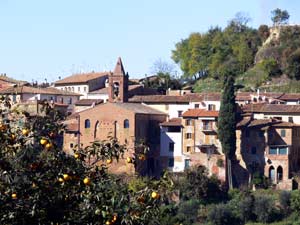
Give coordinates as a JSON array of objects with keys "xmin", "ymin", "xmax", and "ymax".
[
  {"xmin": 68, "ymin": 98, "xmax": 72, "ymax": 104},
  {"xmin": 281, "ymin": 129, "xmax": 286, "ymax": 137},
  {"xmin": 185, "ymin": 133, "xmax": 192, "ymax": 139},
  {"xmin": 84, "ymin": 119, "xmax": 91, "ymax": 128},
  {"xmin": 186, "ymin": 119, "xmax": 192, "ymax": 126},
  {"xmin": 269, "ymin": 148, "xmax": 277, "ymax": 155},
  {"xmin": 195, "ymin": 104, "xmax": 199, "ymax": 108},
  {"xmin": 124, "ymin": 119, "xmax": 129, "ymax": 128},
  {"xmin": 168, "ymin": 126, "xmax": 181, "ymax": 132},
  {"xmin": 78, "ymin": 87, "xmax": 80, "ymax": 92},
  {"xmin": 279, "ymin": 147, "xmax": 288, "ymax": 155},
  {"xmin": 12, "ymin": 94, "xmax": 17, "ymax": 102},
  {"xmin": 251, "ymin": 147, "xmax": 257, "ymax": 154},
  {"xmin": 84, "ymin": 87, "xmax": 87, "ymax": 92},
  {"xmin": 178, "ymin": 110, "xmax": 183, "ymax": 117},
  {"xmin": 184, "ymin": 159, "xmax": 190, "ymax": 169},
  {"xmin": 288, "ymin": 117, "xmax": 293, "ymax": 123},
  {"xmin": 277, "ymin": 166, "xmax": 283, "ymax": 181},
  {"xmin": 269, "ymin": 166, "xmax": 275, "ymax": 182},
  {"xmin": 70, "ymin": 143, "xmax": 74, "ymax": 148},
  {"xmin": 72, "ymin": 87, "xmax": 74, "ymax": 92},
  {"xmin": 169, "ymin": 142, "xmax": 174, "ymax": 152},
  {"xmin": 186, "ymin": 146, "xmax": 191, "ymax": 152},
  {"xmin": 61, "ymin": 98, "xmax": 64, "ymax": 104},
  {"xmin": 168, "ymin": 158, "xmax": 174, "ymax": 167},
  {"xmin": 203, "ymin": 121, "xmax": 211, "ymax": 130},
  {"xmin": 208, "ymin": 104, "xmax": 216, "ymax": 111}
]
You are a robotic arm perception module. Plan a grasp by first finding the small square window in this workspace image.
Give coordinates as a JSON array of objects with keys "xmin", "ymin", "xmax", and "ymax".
[
  {"xmin": 195, "ymin": 104, "xmax": 199, "ymax": 108},
  {"xmin": 269, "ymin": 148, "xmax": 277, "ymax": 155},
  {"xmin": 178, "ymin": 110, "xmax": 183, "ymax": 117},
  {"xmin": 186, "ymin": 146, "xmax": 191, "ymax": 152},
  {"xmin": 288, "ymin": 117, "xmax": 293, "ymax": 123},
  {"xmin": 186, "ymin": 133, "xmax": 192, "ymax": 139},
  {"xmin": 70, "ymin": 143, "xmax": 74, "ymax": 148}
]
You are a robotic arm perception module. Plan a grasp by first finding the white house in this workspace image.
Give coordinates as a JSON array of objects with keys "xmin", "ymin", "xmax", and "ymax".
[
  {"xmin": 54, "ymin": 72, "xmax": 109, "ymax": 99},
  {"xmin": 160, "ymin": 118, "xmax": 187, "ymax": 172}
]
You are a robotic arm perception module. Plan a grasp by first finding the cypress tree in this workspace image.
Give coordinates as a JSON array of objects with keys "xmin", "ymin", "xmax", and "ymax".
[{"xmin": 218, "ymin": 75, "xmax": 236, "ymax": 189}]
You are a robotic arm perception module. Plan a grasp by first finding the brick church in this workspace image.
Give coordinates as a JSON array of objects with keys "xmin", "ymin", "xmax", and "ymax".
[{"xmin": 64, "ymin": 58, "xmax": 167, "ymax": 175}]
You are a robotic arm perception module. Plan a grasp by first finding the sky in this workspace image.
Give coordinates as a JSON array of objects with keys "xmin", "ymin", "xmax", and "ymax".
[{"xmin": 1, "ymin": 0, "xmax": 300, "ymax": 83}]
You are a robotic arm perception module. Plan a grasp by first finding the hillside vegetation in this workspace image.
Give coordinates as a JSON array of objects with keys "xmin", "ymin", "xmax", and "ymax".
[{"xmin": 172, "ymin": 10, "xmax": 300, "ymax": 92}]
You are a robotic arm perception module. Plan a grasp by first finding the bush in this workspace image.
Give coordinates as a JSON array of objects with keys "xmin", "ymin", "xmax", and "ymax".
[
  {"xmin": 253, "ymin": 195, "xmax": 275, "ymax": 223},
  {"xmin": 279, "ymin": 191, "xmax": 291, "ymax": 215},
  {"xmin": 291, "ymin": 190, "xmax": 300, "ymax": 214},
  {"xmin": 208, "ymin": 203, "xmax": 239, "ymax": 225}
]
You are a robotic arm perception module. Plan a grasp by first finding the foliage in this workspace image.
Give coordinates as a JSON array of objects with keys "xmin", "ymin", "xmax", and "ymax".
[
  {"xmin": 291, "ymin": 190, "xmax": 300, "ymax": 214},
  {"xmin": 285, "ymin": 49, "xmax": 300, "ymax": 80},
  {"xmin": 172, "ymin": 14, "xmax": 261, "ymax": 82},
  {"xmin": 271, "ymin": 8, "xmax": 290, "ymax": 26},
  {"xmin": 253, "ymin": 195, "xmax": 276, "ymax": 223},
  {"xmin": 258, "ymin": 25, "xmax": 270, "ymax": 42},
  {"xmin": 208, "ymin": 203, "xmax": 239, "ymax": 225},
  {"xmin": 0, "ymin": 101, "xmax": 165, "ymax": 225},
  {"xmin": 177, "ymin": 166, "xmax": 225, "ymax": 202},
  {"xmin": 279, "ymin": 191, "xmax": 291, "ymax": 215}
]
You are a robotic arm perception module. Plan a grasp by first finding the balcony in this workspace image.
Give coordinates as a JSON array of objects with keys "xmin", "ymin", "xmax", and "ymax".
[{"xmin": 202, "ymin": 123, "xmax": 217, "ymax": 133}]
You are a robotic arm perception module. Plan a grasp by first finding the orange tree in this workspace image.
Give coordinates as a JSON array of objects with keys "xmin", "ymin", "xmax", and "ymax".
[{"xmin": 0, "ymin": 101, "xmax": 167, "ymax": 225}]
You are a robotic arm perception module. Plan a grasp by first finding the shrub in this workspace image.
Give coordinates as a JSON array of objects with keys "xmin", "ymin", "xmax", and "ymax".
[
  {"xmin": 253, "ymin": 195, "xmax": 275, "ymax": 223},
  {"xmin": 291, "ymin": 190, "xmax": 300, "ymax": 214},
  {"xmin": 279, "ymin": 190, "xmax": 291, "ymax": 215},
  {"xmin": 208, "ymin": 203, "xmax": 239, "ymax": 225}
]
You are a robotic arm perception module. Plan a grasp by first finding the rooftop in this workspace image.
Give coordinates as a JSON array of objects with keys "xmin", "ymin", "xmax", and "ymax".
[
  {"xmin": 160, "ymin": 118, "xmax": 182, "ymax": 127},
  {"xmin": 0, "ymin": 86, "xmax": 81, "ymax": 96},
  {"xmin": 182, "ymin": 109, "xmax": 219, "ymax": 118},
  {"xmin": 55, "ymin": 72, "xmax": 109, "ymax": 85},
  {"xmin": 74, "ymin": 99, "xmax": 103, "ymax": 106},
  {"xmin": 242, "ymin": 103, "xmax": 300, "ymax": 113}
]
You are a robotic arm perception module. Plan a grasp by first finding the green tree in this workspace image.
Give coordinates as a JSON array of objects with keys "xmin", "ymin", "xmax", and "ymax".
[
  {"xmin": 271, "ymin": 8, "xmax": 290, "ymax": 26},
  {"xmin": 286, "ymin": 49, "xmax": 300, "ymax": 80},
  {"xmin": 218, "ymin": 75, "xmax": 236, "ymax": 189},
  {"xmin": 0, "ymin": 102, "xmax": 164, "ymax": 225}
]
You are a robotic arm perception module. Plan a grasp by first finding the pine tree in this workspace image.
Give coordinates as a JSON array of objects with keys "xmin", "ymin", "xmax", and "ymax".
[
  {"xmin": 0, "ymin": 100, "xmax": 167, "ymax": 225},
  {"xmin": 218, "ymin": 75, "xmax": 236, "ymax": 189}
]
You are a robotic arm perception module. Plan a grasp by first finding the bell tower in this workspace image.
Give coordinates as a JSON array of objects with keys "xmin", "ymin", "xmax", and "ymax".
[{"xmin": 108, "ymin": 57, "xmax": 129, "ymax": 103}]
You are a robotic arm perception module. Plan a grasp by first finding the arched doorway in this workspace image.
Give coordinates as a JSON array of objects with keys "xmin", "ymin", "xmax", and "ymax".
[
  {"xmin": 277, "ymin": 166, "xmax": 283, "ymax": 182},
  {"xmin": 269, "ymin": 166, "xmax": 275, "ymax": 182}
]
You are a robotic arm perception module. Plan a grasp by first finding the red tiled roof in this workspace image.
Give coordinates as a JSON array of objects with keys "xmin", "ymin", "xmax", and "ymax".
[
  {"xmin": 0, "ymin": 86, "xmax": 81, "ymax": 96},
  {"xmin": 160, "ymin": 118, "xmax": 182, "ymax": 126},
  {"xmin": 75, "ymin": 99, "xmax": 103, "ymax": 106},
  {"xmin": 55, "ymin": 72, "xmax": 109, "ymax": 85},
  {"xmin": 182, "ymin": 109, "xmax": 219, "ymax": 118},
  {"xmin": 242, "ymin": 103, "xmax": 300, "ymax": 113}
]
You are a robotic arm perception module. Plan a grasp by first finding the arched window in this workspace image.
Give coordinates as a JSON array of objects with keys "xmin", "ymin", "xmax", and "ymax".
[
  {"xmin": 277, "ymin": 166, "xmax": 283, "ymax": 181},
  {"xmin": 124, "ymin": 119, "xmax": 129, "ymax": 128},
  {"xmin": 85, "ymin": 119, "xmax": 91, "ymax": 128},
  {"xmin": 269, "ymin": 166, "xmax": 275, "ymax": 182}
]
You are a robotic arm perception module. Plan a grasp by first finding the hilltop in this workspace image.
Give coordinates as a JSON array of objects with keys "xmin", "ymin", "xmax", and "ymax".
[{"xmin": 172, "ymin": 11, "xmax": 300, "ymax": 93}]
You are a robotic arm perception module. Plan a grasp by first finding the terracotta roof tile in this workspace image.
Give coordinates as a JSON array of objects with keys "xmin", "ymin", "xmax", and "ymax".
[
  {"xmin": 242, "ymin": 103, "xmax": 300, "ymax": 113},
  {"xmin": 160, "ymin": 118, "xmax": 182, "ymax": 126},
  {"xmin": 182, "ymin": 109, "xmax": 219, "ymax": 118},
  {"xmin": 55, "ymin": 72, "xmax": 109, "ymax": 85},
  {"xmin": 0, "ymin": 86, "xmax": 81, "ymax": 96},
  {"xmin": 75, "ymin": 99, "xmax": 103, "ymax": 106}
]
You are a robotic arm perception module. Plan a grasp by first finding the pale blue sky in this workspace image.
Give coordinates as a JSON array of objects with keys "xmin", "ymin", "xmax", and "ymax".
[{"xmin": 1, "ymin": 0, "xmax": 299, "ymax": 82}]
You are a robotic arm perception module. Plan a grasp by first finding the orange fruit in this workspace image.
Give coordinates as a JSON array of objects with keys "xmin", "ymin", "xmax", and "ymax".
[
  {"xmin": 40, "ymin": 138, "xmax": 48, "ymax": 145},
  {"xmin": 83, "ymin": 177, "xmax": 91, "ymax": 185}
]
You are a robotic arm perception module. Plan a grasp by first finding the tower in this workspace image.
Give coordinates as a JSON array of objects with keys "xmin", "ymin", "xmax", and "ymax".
[{"xmin": 109, "ymin": 57, "xmax": 129, "ymax": 103}]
